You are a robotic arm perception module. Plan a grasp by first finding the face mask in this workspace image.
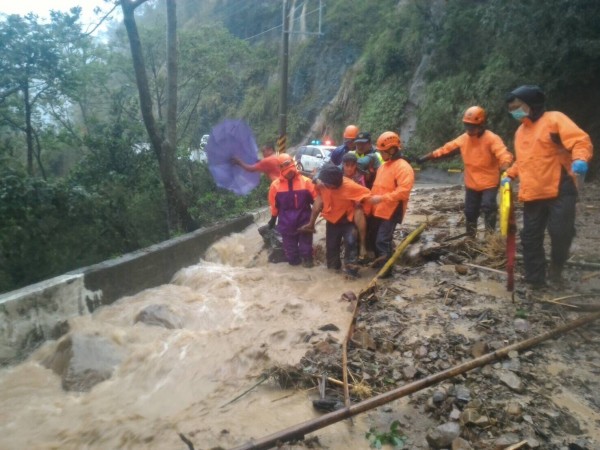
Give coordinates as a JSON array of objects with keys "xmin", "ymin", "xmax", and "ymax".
[{"xmin": 510, "ymin": 107, "xmax": 529, "ymax": 121}]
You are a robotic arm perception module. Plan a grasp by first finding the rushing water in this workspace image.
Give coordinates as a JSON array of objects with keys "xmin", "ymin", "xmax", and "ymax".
[
  {"xmin": 1, "ymin": 179, "xmax": 464, "ymax": 449},
  {"xmin": 0, "ymin": 221, "xmax": 382, "ymax": 449}
]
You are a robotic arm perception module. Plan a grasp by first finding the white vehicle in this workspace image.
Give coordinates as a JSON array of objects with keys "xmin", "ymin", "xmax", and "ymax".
[
  {"xmin": 189, "ymin": 148, "xmax": 208, "ymax": 163},
  {"xmin": 294, "ymin": 144, "xmax": 335, "ymax": 173}
]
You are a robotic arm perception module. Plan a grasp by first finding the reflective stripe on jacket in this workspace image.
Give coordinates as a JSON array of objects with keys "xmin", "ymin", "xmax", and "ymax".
[
  {"xmin": 371, "ymin": 157, "xmax": 415, "ymax": 220},
  {"xmin": 506, "ymin": 111, "xmax": 593, "ymax": 202},
  {"xmin": 319, "ymin": 177, "xmax": 371, "ymax": 224},
  {"xmin": 432, "ymin": 130, "xmax": 513, "ymax": 191},
  {"xmin": 268, "ymin": 173, "xmax": 317, "ymax": 234}
]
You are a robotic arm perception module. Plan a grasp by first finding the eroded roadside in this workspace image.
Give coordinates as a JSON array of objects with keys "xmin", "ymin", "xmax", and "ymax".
[{"xmin": 253, "ymin": 180, "xmax": 600, "ymax": 450}]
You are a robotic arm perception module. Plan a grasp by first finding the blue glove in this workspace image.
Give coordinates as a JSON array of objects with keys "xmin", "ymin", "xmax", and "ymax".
[
  {"xmin": 572, "ymin": 160, "xmax": 588, "ymax": 175},
  {"xmin": 501, "ymin": 176, "xmax": 511, "ymax": 186}
]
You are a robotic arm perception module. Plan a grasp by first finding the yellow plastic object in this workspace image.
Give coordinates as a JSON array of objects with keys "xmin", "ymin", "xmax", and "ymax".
[{"xmin": 499, "ymin": 175, "xmax": 511, "ymax": 237}]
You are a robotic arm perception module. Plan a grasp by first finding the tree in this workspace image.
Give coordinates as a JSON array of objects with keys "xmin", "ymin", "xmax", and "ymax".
[
  {"xmin": 0, "ymin": 11, "xmax": 86, "ymax": 177},
  {"xmin": 120, "ymin": 0, "xmax": 196, "ymax": 232}
]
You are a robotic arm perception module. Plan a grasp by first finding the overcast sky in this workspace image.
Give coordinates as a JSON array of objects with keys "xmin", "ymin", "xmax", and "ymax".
[{"xmin": 0, "ymin": 0, "xmax": 120, "ymax": 33}]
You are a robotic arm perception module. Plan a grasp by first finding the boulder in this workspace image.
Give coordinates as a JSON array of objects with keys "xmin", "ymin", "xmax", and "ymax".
[
  {"xmin": 426, "ymin": 421, "xmax": 461, "ymax": 449},
  {"xmin": 134, "ymin": 304, "xmax": 183, "ymax": 329},
  {"xmin": 43, "ymin": 332, "xmax": 124, "ymax": 392}
]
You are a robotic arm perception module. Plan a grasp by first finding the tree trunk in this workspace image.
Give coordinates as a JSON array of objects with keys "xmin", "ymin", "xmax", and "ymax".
[
  {"xmin": 23, "ymin": 82, "xmax": 34, "ymax": 176},
  {"xmin": 121, "ymin": 0, "xmax": 196, "ymax": 233}
]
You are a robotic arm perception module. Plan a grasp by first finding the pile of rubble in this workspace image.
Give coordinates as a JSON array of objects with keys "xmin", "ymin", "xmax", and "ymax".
[{"xmin": 275, "ymin": 182, "xmax": 600, "ymax": 450}]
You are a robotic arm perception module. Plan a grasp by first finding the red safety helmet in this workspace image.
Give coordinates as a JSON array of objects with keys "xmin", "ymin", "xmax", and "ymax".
[
  {"xmin": 462, "ymin": 106, "xmax": 486, "ymax": 125},
  {"xmin": 376, "ymin": 131, "xmax": 402, "ymax": 152}
]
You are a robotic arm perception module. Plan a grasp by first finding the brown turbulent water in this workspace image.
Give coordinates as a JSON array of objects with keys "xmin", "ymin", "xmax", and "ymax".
[{"xmin": 0, "ymin": 220, "xmax": 386, "ymax": 450}]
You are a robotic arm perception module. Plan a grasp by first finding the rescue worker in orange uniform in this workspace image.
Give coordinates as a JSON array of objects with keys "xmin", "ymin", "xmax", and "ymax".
[
  {"xmin": 329, "ymin": 124, "xmax": 359, "ymax": 166},
  {"xmin": 268, "ymin": 154, "xmax": 318, "ymax": 267},
  {"xmin": 417, "ymin": 106, "xmax": 514, "ymax": 237},
  {"xmin": 503, "ymin": 85, "xmax": 593, "ymax": 288},
  {"xmin": 369, "ymin": 132, "xmax": 415, "ymax": 277},
  {"xmin": 232, "ymin": 143, "xmax": 280, "ymax": 181},
  {"xmin": 298, "ymin": 163, "xmax": 372, "ymax": 278}
]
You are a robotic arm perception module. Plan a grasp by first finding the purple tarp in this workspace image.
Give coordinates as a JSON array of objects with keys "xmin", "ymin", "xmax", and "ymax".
[{"xmin": 206, "ymin": 119, "xmax": 260, "ymax": 196}]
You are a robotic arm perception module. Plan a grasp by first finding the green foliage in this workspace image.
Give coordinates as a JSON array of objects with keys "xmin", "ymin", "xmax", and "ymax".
[
  {"xmin": 2, "ymin": 0, "xmax": 600, "ymax": 292},
  {"xmin": 185, "ymin": 163, "xmax": 269, "ymax": 226},
  {"xmin": 365, "ymin": 420, "xmax": 407, "ymax": 449},
  {"xmin": 515, "ymin": 309, "xmax": 528, "ymax": 319}
]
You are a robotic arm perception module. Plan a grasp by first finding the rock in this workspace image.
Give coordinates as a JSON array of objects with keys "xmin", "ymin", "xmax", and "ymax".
[
  {"xmin": 497, "ymin": 369, "xmax": 524, "ymax": 393},
  {"xmin": 449, "ymin": 407, "xmax": 461, "ymax": 421},
  {"xmin": 318, "ymin": 323, "xmax": 340, "ymax": 331},
  {"xmin": 460, "ymin": 408, "xmax": 480, "ymax": 426},
  {"xmin": 379, "ymin": 340, "xmax": 395, "ymax": 353},
  {"xmin": 416, "ymin": 345, "xmax": 428, "ymax": 358},
  {"xmin": 489, "ymin": 340, "xmax": 505, "ymax": 350},
  {"xmin": 341, "ymin": 291, "xmax": 357, "ymax": 302},
  {"xmin": 493, "ymin": 432, "xmax": 521, "ymax": 449},
  {"xmin": 43, "ymin": 332, "xmax": 124, "ymax": 392},
  {"xmin": 514, "ymin": 318, "xmax": 531, "ymax": 333},
  {"xmin": 502, "ymin": 357, "xmax": 521, "ymax": 371},
  {"xmin": 134, "ymin": 304, "xmax": 183, "ymax": 329},
  {"xmin": 432, "ymin": 389, "xmax": 447, "ymax": 404},
  {"xmin": 403, "ymin": 365, "xmax": 417, "ymax": 380},
  {"xmin": 454, "ymin": 385, "xmax": 471, "ymax": 404},
  {"xmin": 505, "ymin": 401, "xmax": 522, "ymax": 418},
  {"xmin": 452, "ymin": 437, "xmax": 474, "ymax": 450},
  {"xmin": 351, "ymin": 330, "xmax": 376, "ymax": 350},
  {"xmin": 455, "ymin": 264, "xmax": 469, "ymax": 275},
  {"xmin": 426, "ymin": 422, "xmax": 461, "ymax": 449},
  {"xmin": 470, "ymin": 341, "xmax": 488, "ymax": 358},
  {"xmin": 314, "ymin": 340, "xmax": 336, "ymax": 354}
]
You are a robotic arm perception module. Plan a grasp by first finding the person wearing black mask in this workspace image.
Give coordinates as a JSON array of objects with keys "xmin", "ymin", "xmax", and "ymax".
[{"xmin": 503, "ymin": 85, "xmax": 593, "ymax": 288}]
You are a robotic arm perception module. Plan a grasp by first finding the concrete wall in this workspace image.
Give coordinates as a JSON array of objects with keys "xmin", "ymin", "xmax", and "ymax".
[{"xmin": 0, "ymin": 215, "xmax": 254, "ymax": 366}]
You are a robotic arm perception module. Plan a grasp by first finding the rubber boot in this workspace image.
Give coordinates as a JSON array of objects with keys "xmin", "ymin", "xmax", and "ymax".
[
  {"xmin": 466, "ymin": 221, "xmax": 477, "ymax": 239},
  {"xmin": 484, "ymin": 211, "xmax": 497, "ymax": 234},
  {"xmin": 548, "ymin": 262, "xmax": 564, "ymax": 286},
  {"xmin": 302, "ymin": 257, "xmax": 314, "ymax": 268}
]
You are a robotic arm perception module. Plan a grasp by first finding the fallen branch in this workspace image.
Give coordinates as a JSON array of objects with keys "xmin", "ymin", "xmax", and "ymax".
[
  {"xmin": 341, "ymin": 221, "xmax": 429, "ymax": 407},
  {"xmin": 229, "ymin": 311, "xmax": 600, "ymax": 450},
  {"xmin": 504, "ymin": 440, "xmax": 528, "ymax": 450},
  {"xmin": 179, "ymin": 433, "xmax": 195, "ymax": 450},
  {"xmin": 463, "ymin": 262, "xmax": 506, "ymax": 276},
  {"xmin": 220, "ymin": 375, "xmax": 269, "ymax": 408}
]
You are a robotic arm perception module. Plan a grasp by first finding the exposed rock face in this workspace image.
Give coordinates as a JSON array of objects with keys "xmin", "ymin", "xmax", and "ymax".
[
  {"xmin": 43, "ymin": 332, "xmax": 124, "ymax": 392},
  {"xmin": 134, "ymin": 304, "xmax": 183, "ymax": 329}
]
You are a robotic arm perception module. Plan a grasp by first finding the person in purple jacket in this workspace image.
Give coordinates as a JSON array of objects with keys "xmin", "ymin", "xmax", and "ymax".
[{"xmin": 268, "ymin": 154, "xmax": 318, "ymax": 267}]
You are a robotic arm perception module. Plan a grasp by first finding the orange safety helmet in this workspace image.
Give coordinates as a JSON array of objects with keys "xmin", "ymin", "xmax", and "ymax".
[
  {"xmin": 462, "ymin": 106, "xmax": 486, "ymax": 125},
  {"xmin": 376, "ymin": 131, "xmax": 402, "ymax": 152},
  {"xmin": 343, "ymin": 124, "xmax": 359, "ymax": 140},
  {"xmin": 277, "ymin": 153, "xmax": 296, "ymax": 176}
]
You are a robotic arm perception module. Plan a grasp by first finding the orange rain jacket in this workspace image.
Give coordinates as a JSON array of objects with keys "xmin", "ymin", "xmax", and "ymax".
[
  {"xmin": 371, "ymin": 156, "xmax": 415, "ymax": 220},
  {"xmin": 319, "ymin": 177, "xmax": 371, "ymax": 224},
  {"xmin": 431, "ymin": 130, "xmax": 513, "ymax": 191},
  {"xmin": 506, "ymin": 111, "xmax": 593, "ymax": 202},
  {"xmin": 268, "ymin": 173, "xmax": 317, "ymax": 234}
]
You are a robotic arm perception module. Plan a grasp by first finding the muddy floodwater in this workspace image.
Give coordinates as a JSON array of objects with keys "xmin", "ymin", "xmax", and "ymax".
[
  {"xmin": 0, "ymin": 213, "xmax": 386, "ymax": 449},
  {"xmin": 2, "ymin": 177, "xmax": 598, "ymax": 450}
]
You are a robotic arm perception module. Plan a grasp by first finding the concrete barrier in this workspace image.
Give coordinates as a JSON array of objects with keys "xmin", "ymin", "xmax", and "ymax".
[{"xmin": 0, "ymin": 214, "xmax": 255, "ymax": 366}]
